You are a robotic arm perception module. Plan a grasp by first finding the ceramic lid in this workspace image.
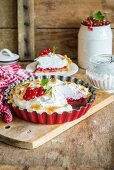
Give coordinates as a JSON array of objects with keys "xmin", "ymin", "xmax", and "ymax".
[{"xmin": 0, "ymin": 49, "xmax": 19, "ymax": 62}]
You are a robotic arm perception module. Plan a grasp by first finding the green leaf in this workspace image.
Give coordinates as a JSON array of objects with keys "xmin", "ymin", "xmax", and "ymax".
[
  {"xmin": 45, "ymin": 86, "xmax": 52, "ymax": 93},
  {"xmin": 94, "ymin": 11, "xmax": 105, "ymax": 21},
  {"xmin": 41, "ymin": 78, "xmax": 49, "ymax": 86},
  {"xmin": 51, "ymin": 46, "xmax": 58, "ymax": 53}
]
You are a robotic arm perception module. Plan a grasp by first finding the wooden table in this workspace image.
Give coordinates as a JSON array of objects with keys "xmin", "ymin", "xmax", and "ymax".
[{"xmin": 0, "ymin": 62, "xmax": 114, "ymax": 170}]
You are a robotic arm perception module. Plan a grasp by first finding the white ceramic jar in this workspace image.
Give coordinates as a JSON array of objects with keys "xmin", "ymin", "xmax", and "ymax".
[{"xmin": 78, "ymin": 24, "xmax": 113, "ymax": 69}]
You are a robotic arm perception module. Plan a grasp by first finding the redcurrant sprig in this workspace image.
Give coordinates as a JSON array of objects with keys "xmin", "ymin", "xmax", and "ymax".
[
  {"xmin": 39, "ymin": 46, "xmax": 58, "ymax": 56},
  {"xmin": 82, "ymin": 11, "xmax": 110, "ymax": 31},
  {"xmin": 23, "ymin": 86, "xmax": 44, "ymax": 101},
  {"xmin": 39, "ymin": 48, "xmax": 51, "ymax": 56}
]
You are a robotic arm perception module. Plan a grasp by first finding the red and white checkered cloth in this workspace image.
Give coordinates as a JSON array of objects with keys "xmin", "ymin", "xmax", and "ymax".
[{"xmin": 0, "ymin": 64, "xmax": 35, "ymax": 123}]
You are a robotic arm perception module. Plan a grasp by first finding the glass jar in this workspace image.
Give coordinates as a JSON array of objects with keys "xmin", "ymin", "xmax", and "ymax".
[
  {"xmin": 86, "ymin": 54, "xmax": 114, "ymax": 93},
  {"xmin": 78, "ymin": 24, "xmax": 113, "ymax": 69}
]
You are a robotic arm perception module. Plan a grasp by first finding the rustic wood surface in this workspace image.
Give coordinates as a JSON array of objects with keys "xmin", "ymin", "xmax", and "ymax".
[
  {"xmin": 0, "ymin": 165, "xmax": 108, "ymax": 170},
  {"xmin": 0, "ymin": 165, "xmax": 107, "ymax": 170}
]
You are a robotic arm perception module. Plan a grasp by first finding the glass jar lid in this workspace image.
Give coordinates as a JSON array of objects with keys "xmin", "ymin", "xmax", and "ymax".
[{"xmin": 90, "ymin": 54, "xmax": 114, "ymax": 66}]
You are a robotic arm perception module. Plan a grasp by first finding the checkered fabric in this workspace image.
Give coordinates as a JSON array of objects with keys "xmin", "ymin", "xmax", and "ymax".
[{"xmin": 0, "ymin": 64, "xmax": 35, "ymax": 123}]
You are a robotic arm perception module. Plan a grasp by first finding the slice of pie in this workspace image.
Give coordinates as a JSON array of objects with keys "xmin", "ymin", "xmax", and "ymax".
[{"xmin": 35, "ymin": 47, "xmax": 72, "ymax": 73}]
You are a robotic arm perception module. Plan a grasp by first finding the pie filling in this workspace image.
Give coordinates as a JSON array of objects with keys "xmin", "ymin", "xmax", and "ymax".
[{"xmin": 37, "ymin": 66, "xmax": 67, "ymax": 72}]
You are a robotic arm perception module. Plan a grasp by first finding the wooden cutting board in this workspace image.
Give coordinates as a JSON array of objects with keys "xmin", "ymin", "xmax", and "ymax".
[{"xmin": 0, "ymin": 68, "xmax": 114, "ymax": 149}]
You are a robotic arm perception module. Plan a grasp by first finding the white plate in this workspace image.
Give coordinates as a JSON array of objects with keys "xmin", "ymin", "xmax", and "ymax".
[{"xmin": 26, "ymin": 62, "xmax": 78, "ymax": 76}]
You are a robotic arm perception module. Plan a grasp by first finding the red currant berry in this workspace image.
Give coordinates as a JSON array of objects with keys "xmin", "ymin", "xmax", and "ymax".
[
  {"xmin": 46, "ymin": 48, "xmax": 50, "ymax": 52},
  {"xmin": 23, "ymin": 87, "xmax": 36, "ymax": 100},
  {"xmin": 40, "ymin": 52, "xmax": 44, "ymax": 56},
  {"xmin": 83, "ymin": 20, "xmax": 90, "ymax": 26},
  {"xmin": 88, "ymin": 26, "xmax": 93, "ymax": 31},
  {"xmin": 33, "ymin": 89, "xmax": 38, "ymax": 96},
  {"xmin": 105, "ymin": 21, "xmax": 110, "ymax": 25},
  {"xmin": 93, "ymin": 22, "xmax": 97, "ymax": 26},
  {"xmin": 23, "ymin": 94, "xmax": 27, "ymax": 100},
  {"xmin": 26, "ymin": 88, "xmax": 33, "ymax": 94},
  {"xmin": 39, "ymin": 48, "xmax": 51, "ymax": 56},
  {"xmin": 43, "ymin": 50, "xmax": 47, "ymax": 53},
  {"xmin": 23, "ymin": 94, "xmax": 31, "ymax": 101},
  {"xmin": 26, "ymin": 87, "xmax": 32, "ymax": 91},
  {"xmin": 99, "ymin": 22, "xmax": 103, "ymax": 26},
  {"xmin": 37, "ymin": 87, "xmax": 44, "ymax": 96},
  {"xmin": 102, "ymin": 21, "xmax": 105, "ymax": 25}
]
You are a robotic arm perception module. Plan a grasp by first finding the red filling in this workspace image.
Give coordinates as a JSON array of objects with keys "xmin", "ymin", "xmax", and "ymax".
[
  {"xmin": 37, "ymin": 66, "xmax": 67, "ymax": 72},
  {"xmin": 67, "ymin": 97, "xmax": 87, "ymax": 107}
]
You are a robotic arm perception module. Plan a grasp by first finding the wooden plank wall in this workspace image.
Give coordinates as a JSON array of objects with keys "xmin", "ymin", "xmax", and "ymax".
[
  {"xmin": 18, "ymin": 0, "xmax": 35, "ymax": 60},
  {"xmin": 0, "ymin": 0, "xmax": 18, "ymax": 53},
  {"xmin": 0, "ymin": 0, "xmax": 114, "ymax": 60}
]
